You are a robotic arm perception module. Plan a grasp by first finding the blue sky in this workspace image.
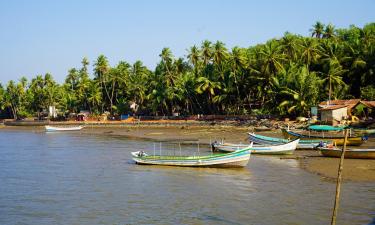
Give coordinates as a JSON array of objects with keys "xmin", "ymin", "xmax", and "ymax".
[{"xmin": 0, "ymin": 0, "xmax": 374, "ymax": 84}]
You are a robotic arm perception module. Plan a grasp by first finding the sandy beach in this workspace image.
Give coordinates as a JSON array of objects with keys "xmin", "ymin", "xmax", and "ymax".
[{"xmin": 2, "ymin": 124, "xmax": 375, "ymax": 182}]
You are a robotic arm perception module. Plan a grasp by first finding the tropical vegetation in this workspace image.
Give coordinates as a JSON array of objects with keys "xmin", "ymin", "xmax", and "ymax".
[{"xmin": 0, "ymin": 22, "xmax": 374, "ymax": 119}]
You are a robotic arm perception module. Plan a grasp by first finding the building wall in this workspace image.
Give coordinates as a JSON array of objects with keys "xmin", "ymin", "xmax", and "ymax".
[{"xmin": 321, "ymin": 107, "xmax": 348, "ymax": 122}]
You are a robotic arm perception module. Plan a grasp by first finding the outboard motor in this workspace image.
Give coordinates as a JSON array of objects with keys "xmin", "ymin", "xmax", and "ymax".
[{"xmin": 362, "ymin": 136, "xmax": 369, "ymax": 142}]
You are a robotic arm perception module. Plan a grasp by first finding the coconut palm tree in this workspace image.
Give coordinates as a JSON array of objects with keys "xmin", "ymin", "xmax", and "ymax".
[
  {"xmin": 94, "ymin": 55, "xmax": 110, "ymax": 112},
  {"xmin": 310, "ymin": 21, "xmax": 324, "ymax": 38},
  {"xmin": 187, "ymin": 45, "xmax": 201, "ymax": 75},
  {"xmin": 321, "ymin": 60, "xmax": 348, "ymax": 103},
  {"xmin": 278, "ymin": 65, "xmax": 322, "ymax": 115},
  {"xmin": 201, "ymin": 40, "xmax": 212, "ymax": 66},
  {"xmin": 299, "ymin": 38, "xmax": 321, "ymax": 66},
  {"xmin": 87, "ymin": 81, "xmax": 102, "ymax": 113},
  {"xmin": 323, "ymin": 23, "xmax": 336, "ymax": 39}
]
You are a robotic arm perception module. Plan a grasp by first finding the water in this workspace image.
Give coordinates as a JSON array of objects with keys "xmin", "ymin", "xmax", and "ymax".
[{"xmin": 0, "ymin": 130, "xmax": 374, "ymax": 225}]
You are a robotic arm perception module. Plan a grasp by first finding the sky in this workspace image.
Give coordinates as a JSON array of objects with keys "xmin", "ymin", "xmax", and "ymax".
[{"xmin": 0, "ymin": 0, "xmax": 374, "ymax": 84}]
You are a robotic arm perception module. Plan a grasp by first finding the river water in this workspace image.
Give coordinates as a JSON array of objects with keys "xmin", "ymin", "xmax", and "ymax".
[{"xmin": 0, "ymin": 130, "xmax": 374, "ymax": 225}]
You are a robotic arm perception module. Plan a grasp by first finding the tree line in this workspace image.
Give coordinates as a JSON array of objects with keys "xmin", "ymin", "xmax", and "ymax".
[{"xmin": 0, "ymin": 22, "xmax": 374, "ymax": 120}]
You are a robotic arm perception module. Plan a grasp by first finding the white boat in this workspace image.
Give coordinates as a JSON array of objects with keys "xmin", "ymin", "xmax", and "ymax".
[
  {"xmin": 248, "ymin": 132, "xmax": 324, "ymax": 149},
  {"xmin": 45, "ymin": 125, "xmax": 84, "ymax": 132},
  {"xmin": 131, "ymin": 143, "xmax": 253, "ymax": 167},
  {"xmin": 212, "ymin": 139, "xmax": 299, "ymax": 155}
]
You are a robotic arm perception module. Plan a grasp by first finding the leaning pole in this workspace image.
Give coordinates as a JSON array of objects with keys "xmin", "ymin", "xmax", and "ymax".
[{"xmin": 331, "ymin": 129, "xmax": 349, "ymax": 225}]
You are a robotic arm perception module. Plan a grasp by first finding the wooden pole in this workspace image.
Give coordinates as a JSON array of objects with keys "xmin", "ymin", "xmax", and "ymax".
[{"xmin": 331, "ymin": 129, "xmax": 349, "ymax": 225}]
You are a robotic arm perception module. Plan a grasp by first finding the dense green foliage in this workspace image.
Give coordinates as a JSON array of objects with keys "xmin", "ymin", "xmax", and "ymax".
[{"xmin": 1, "ymin": 22, "xmax": 374, "ymax": 119}]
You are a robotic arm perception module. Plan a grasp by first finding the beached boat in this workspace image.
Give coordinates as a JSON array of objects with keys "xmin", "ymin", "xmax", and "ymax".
[
  {"xmin": 248, "ymin": 133, "xmax": 324, "ymax": 149},
  {"xmin": 45, "ymin": 125, "xmax": 84, "ymax": 132},
  {"xmin": 212, "ymin": 139, "xmax": 299, "ymax": 155},
  {"xmin": 131, "ymin": 144, "xmax": 252, "ymax": 167},
  {"xmin": 282, "ymin": 129, "xmax": 363, "ymax": 146},
  {"xmin": 318, "ymin": 147, "xmax": 375, "ymax": 159}
]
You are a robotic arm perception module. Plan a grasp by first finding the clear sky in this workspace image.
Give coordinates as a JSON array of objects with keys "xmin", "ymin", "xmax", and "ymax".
[{"xmin": 0, "ymin": 0, "xmax": 374, "ymax": 84}]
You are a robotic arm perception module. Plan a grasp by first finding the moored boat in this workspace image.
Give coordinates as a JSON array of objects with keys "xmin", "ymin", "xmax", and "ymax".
[
  {"xmin": 131, "ymin": 144, "xmax": 252, "ymax": 167},
  {"xmin": 282, "ymin": 129, "xmax": 363, "ymax": 146},
  {"xmin": 45, "ymin": 125, "xmax": 84, "ymax": 132},
  {"xmin": 248, "ymin": 132, "xmax": 324, "ymax": 149},
  {"xmin": 352, "ymin": 128, "xmax": 375, "ymax": 135},
  {"xmin": 212, "ymin": 139, "xmax": 299, "ymax": 155},
  {"xmin": 318, "ymin": 147, "xmax": 375, "ymax": 159}
]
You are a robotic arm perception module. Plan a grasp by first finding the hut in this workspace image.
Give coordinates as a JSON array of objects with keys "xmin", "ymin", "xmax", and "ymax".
[
  {"xmin": 352, "ymin": 101, "xmax": 375, "ymax": 119},
  {"xmin": 318, "ymin": 99, "xmax": 360, "ymax": 116},
  {"xmin": 320, "ymin": 105, "xmax": 348, "ymax": 124}
]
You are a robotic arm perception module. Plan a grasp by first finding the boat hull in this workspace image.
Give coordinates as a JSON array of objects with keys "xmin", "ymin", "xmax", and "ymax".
[
  {"xmin": 248, "ymin": 133, "xmax": 321, "ymax": 149},
  {"xmin": 132, "ymin": 147, "xmax": 252, "ymax": 168},
  {"xmin": 214, "ymin": 139, "xmax": 299, "ymax": 155},
  {"xmin": 45, "ymin": 125, "xmax": 84, "ymax": 131},
  {"xmin": 319, "ymin": 148, "xmax": 375, "ymax": 159},
  {"xmin": 282, "ymin": 129, "xmax": 363, "ymax": 146}
]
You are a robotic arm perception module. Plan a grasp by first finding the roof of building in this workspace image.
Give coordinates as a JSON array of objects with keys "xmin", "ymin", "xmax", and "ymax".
[
  {"xmin": 357, "ymin": 101, "xmax": 375, "ymax": 108},
  {"xmin": 319, "ymin": 99, "xmax": 361, "ymax": 106},
  {"xmin": 320, "ymin": 105, "xmax": 348, "ymax": 111}
]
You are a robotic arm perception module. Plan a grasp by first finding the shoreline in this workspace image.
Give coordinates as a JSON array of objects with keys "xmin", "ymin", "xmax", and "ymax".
[{"xmin": 1, "ymin": 124, "xmax": 375, "ymax": 182}]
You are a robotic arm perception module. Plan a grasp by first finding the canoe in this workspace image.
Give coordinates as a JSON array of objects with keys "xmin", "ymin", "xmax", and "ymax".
[
  {"xmin": 319, "ymin": 147, "xmax": 375, "ymax": 159},
  {"xmin": 45, "ymin": 125, "xmax": 84, "ymax": 131},
  {"xmin": 281, "ymin": 129, "xmax": 363, "ymax": 146},
  {"xmin": 131, "ymin": 144, "xmax": 252, "ymax": 168},
  {"xmin": 213, "ymin": 139, "xmax": 299, "ymax": 155},
  {"xmin": 248, "ymin": 133, "xmax": 324, "ymax": 149},
  {"xmin": 352, "ymin": 128, "xmax": 375, "ymax": 135}
]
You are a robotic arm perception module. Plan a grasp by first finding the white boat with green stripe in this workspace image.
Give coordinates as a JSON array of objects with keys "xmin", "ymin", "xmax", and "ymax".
[{"xmin": 131, "ymin": 143, "xmax": 252, "ymax": 168}]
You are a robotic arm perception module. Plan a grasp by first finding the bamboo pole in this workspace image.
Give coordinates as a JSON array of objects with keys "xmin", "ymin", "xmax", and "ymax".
[{"xmin": 331, "ymin": 129, "xmax": 349, "ymax": 225}]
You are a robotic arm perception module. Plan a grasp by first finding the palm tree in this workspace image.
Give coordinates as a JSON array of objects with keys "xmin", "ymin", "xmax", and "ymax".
[
  {"xmin": 201, "ymin": 40, "xmax": 212, "ymax": 66},
  {"xmin": 159, "ymin": 48, "xmax": 175, "ymax": 86},
  {"xmin": 280, "ymin": 32, "xmax": 300, "ymax": 60},
  {"xmin": 212, "ymin": 41, "xmax": 228, "ymax": 78},
  {"xmin": 278, "ymin": 65, "xmax": 322, "ymax": 116},
  {"xmin": 229, "ymin": 47, "xmax": 247, "ymax": 98},
  {"xmin": 299, "ymin": 38, "xmax": 321, "ymax": 66},
  {"xmin": 187, "ymin": 45, "xmax": 201, "ymax": 73},
  {"xmin": 310, "ymin": 21, "xmax": 324, "ymax": 38},
  {"xmin": 323, "ymin": 23, "xmax": 336, "ymax": 38},
  {"xmin": 94, "ymin": 55, "xmax": 110, "ymax": 113},
  {"xmin": 87, "ymin": 81, "xmax": 102, "ymax": 113},
  {"xmin": 321, "ymin": 60, "xmax": 348, "ymax": 103},
  {"xmin": 195, "ymin": 76, "xmax": 221, "ymax": 112}
]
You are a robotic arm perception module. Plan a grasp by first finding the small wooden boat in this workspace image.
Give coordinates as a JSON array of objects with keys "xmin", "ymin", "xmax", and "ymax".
[
  {"xmin": 45, "ymin": 125, "xmax": 84, "ymax": 132},
  {"xmin": 248, "ymin": 133, "xmax": 324, "ymax": 149},
  {"xmin": 319, "ymin": 147, "xmax": 375, "ymax": 159},
  {"xmin": 352, "ymin": 128, "xmax": 375, "ymax": 135},
  {"xmin": 282, "ymin": 129, "xmax": 363, "ymax": 146},
  {"xmin": 131, "ymin": 144, "xmax": 252, "ymax": 167},
  {"xmin": 213, "ymin": 139, "xmax": 299, "ymax": 155}
]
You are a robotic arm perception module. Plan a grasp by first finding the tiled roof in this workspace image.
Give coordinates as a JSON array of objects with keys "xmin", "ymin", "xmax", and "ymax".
[
  {"xmin": 359, "ymin": 101, "xmax": 375, "ymax": 108},
  {"xmin": 319, "ymin": 99, "xmax": 361, "ymax": 107},
  {"xmin": 320, "ymin": 105, "xmax": 348, "ymax": 111}
]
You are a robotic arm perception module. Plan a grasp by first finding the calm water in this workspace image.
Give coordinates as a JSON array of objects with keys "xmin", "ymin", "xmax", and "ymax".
[{"xmin": 0, "ymin": 130, "xmax": 374, "ymax": 225}]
